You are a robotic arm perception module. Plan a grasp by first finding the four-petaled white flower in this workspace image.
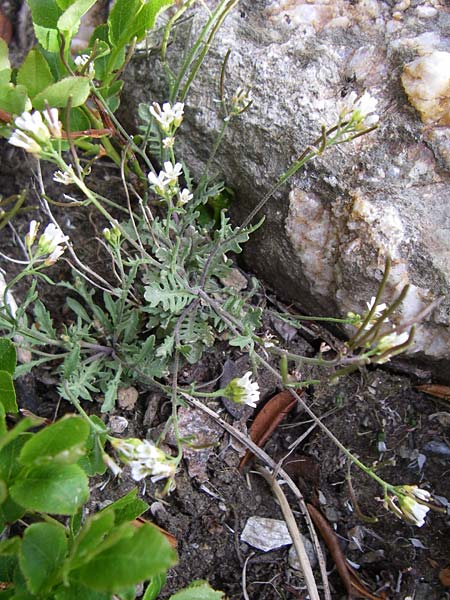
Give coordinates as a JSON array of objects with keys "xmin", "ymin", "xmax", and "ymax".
[
  {"xmin": 74, "ymin": 54, "xmax": 95, "ymax": 77},
  {"xmin": 161, "ymin": 161, "xmax": 183, "ymax": 185},
  {"xmin": 375, "ymin": 330, "xmax": 410, "ymax": 363},
  {"xmin": 53, "ymin": 165, "xmax": 76, "ymax": 185},
  {"xmin": 14, "ymin": 110, "xmax": 51, "ymax": 143},
  {"xmin": 25, "ymin": 220, "xmax": 40, "ymax": 247},
  {"xmin": 44, "ymin": 245, "xmax": 65, "ymax": 266},
  {"xmin": 340, "ymin": 91, "xmax": 379, "ymax": 129},
  {"xmin": 43, "ymin": 107, "xmax": 62, "ymax": 138},
  {"xmin": 8, "ymin": 130, "xmax": 42, "ymax": 155},
  {"xmin": 148, "ymin": 162, "xmax": 183, "ymax": 197},
  {"xmin": 178, "ymin": 188, "xmax": 193, "ymax": 206},
  {"xmin": 111, "ymin": 437, "xmax": 176, "ymax": 482},
  {"xmin": 393, "ymin": 485, "xmax": 432, "ymax": 527},
  {"xmin": 150, "ymin": 102, "xmax": 184, "ymax": 132},
  {"xmin": 37, "ymin": 223, "xmax": 69, "ymax": 256},
  {"xmin": 224, "ymin": 371, "xmax": 260, "ymax": 408}
]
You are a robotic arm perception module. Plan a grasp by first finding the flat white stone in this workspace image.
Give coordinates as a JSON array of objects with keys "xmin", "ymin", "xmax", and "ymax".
[{"xmin": 241, "ymin": 517, "xmax": 292, "ymax": 552}]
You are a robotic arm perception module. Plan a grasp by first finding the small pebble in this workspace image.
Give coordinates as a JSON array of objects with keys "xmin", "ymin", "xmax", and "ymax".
[
  {"xmin": 108, "ymin": 415, "xmax": 128, "ymax": 434},
  {"xmin": 423, "ymin": 440, "xmax": 450, "ymax": 457}
]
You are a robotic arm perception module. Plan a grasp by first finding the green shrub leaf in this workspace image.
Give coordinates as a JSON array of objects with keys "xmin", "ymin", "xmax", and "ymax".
[
  {"xmin": 19, "ymin": 522, "xmax": 68, "ymax": 593},
  {"xmin": 10, "ymin": 463, "xmax": 89, "ymax": 514},
  {"xmin": 71, "ymin": 523, "xmax": 177, "ymax": 592},
  {"xmin": 0, "ymin": 340, "xmax": 16, "ymax": 375},
  {"xmin": 169, "ymin": 581, "xmax": 225, "ymax": 600},
  {"xmin": 19, "ymin": 416, "xmax": 89, "ymax": 466},
  {"xmin": 16, "ymin": 49, "xmax": 54, "ymax": 100},
  {"xmin": 57, "ymin": 0, "xmax": 97, "ymax": 33},
  {"xmin": 0, "ymin": 371, "xmax": 17, "ymax": 413},
  {"xmin": 100, "ymin": 488, "xmax": 148, "ymax": 525},
  {"xmin": 33, "ymin": 76, "xmax": 90, "ymax": 109}
]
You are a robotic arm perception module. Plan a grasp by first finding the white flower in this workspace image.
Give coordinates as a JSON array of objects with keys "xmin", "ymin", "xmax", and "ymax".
[
  {"xmin": 377, "ymin": 331, "xmax": 409, "ymax": 353},
  {"xmin": 111, "ymin": 438, "xmax": 177, "ymax": 483},
  {"xmin": 14, "ymin": 110, "xmax": 51, "ymax": 143},
  {"xmin": 149, "ymin": 101, "xmax": 184, "ymax": 131},
  {"xmin": 340, "ymin": 91, "xmax": 379, "ymax": 129},
  {"xmin": 44, "ymin": 245, "xmax": 65, "ymax": 265},
  {"xmin": 224, "ymin": 371, "xmax": 260, "ymax": 408},
  {"xmin": 8, "ymin": 130, "xmax": 42, "ymax": 155},
  {"xmin": 178, "ymin": 188, "xmax": 193, "ymax": 206},
  {"xmin": 366, "ymin": 297, "xmax": 387, "ymax": 319},
  {"xmin": 148, "ymin": 170, "xmax": 170, "ymax": 196},
  {"xmin": 42, "ymin": 107, "xmax": 62, "ymax": 138},
  {"xmin": 37, "ymin": 223, "xmax": 69, "ymax": 255},
  {"xmin": 162, "ymin": 161, "xmax": 182, "ymax": 185},
  {"xmin": 398, "ymin": 486, "xmax": 431, "ymax": 527},
  {"xmin": 25, "ymin": 220, "xmax": 39, "ymax": 247},
  {"xmin": 74, "ymin": 54, "xmax": 95, "ymax": 77},
  {"xmin": 363, "ymin": 296, "xmax": 389, "ymax": 330},
  {"xmin": 53, "ymin": 165, "xmax": 76, "ymax": 185},
  {"xmin": 0, "ymin": 271, "xmax": 18, "ymax": 318}
]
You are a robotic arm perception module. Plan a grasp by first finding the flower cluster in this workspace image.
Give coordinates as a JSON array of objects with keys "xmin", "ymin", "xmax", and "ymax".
[
  {"xmin": 148, "ymin": 161, "xmax": 192, "ymax": 206},
  {"xmin": 223, "ymin": 371, "xmax": 260, "ymax": 408},
  {"xmin": 386, "ymin": 485, "xmax": 431, "ymax": 527},
  {"xmin": 111, "ymin": 437, "xmax": 177, "ymax": 482},
  {"xmin": 340, "ymin": 91, "xmax": 379, "ymax": 130},
  {"xmin": 150, "ymin": 101, "xmax": 184, "ymax": 133},
  {"xmin": 9, "ymin": 108, "xmax": 62, "ymax": 156},
  {"xmin": 53, "ymin": 164, "xmax": 77, "ymax": 186},
  {"xmin": 26, "ymin": 221, "xmax": 69, "ymax": 265}
]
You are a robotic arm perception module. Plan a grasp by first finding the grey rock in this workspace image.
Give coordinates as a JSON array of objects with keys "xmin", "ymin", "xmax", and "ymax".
[{"xmin": 125, "ymin": 0, "xmax": 450, "ymax": 376}]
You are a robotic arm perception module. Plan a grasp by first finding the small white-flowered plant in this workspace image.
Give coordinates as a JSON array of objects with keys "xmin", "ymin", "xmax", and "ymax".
[
  {"xmin": 340, "ymin": 91, "xmax": 379, "ymax": 130},
  {"xmin": 36, "ymin": 223, "xmax": 69, "ymax": 257},
  {"xmin": 224, "ymin": 371, "xmax": 260, "ymax": 408},
  {"xmin": 111, "ymin": 437, "xmax": 176, "ymax": 482},
  {"xmin": 375, "ymin": 330, "xmax": 410, "ymax": 363},
  {"xmin": 25, "ymin": 220, "xmax": 39, "ymax": 248},
  {"xmin": 388, "ymin": 485, "xmax": 431, "ymax": 527},
  {"xmin": 229, "ymin": 87, "xmax": 253, "ymax": 117},
  {"xmin": 8, "ymin": 130, "xmax": 42, "ymax": 155},
  {"xmin": 74, "ymin": 54, "xmax": 95, "ymax": 77},
  {"xmin": 42, "ymin": 108, "xmax": 62, "ymax": 138},
  {"xmin": 53, "ymin": 165, "xmax": 76, "ymax": 185},
  {"xmin": 14, "ymin": 110, "xmax": 51, "ymax": 143},
  {"xmin": 150, "ymin": 101, "xmax": 184, "ymax": 132},
  {"xmin": 178, "ymin": 188, "xmax": 193, "ymax": 206},
  {"xmin": 148, "ymin": 162, "xmax": 183, "ymax": 198}
]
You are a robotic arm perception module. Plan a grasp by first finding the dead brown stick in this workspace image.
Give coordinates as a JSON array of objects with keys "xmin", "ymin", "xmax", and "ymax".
[{"xmin": 256, "ymin": 466, "xmax": 321, "ymax": 600}]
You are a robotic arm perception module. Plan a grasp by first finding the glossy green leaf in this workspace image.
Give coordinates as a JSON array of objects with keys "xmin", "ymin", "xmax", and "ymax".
[
  {"xmin": 0, "ymin": 416, "xmax": 41, "ymax": 453},
  {"xmin": 169, "ymin": 581, "xmax": 225, "ymax": 600},
  {"xmin": 10, "ymin": 463, "xmax": 89, "ymax": 515},
  {"xmin": 0, "ymin": 403, "xmax": 5, "ymax": 436},
  {"xmin": 19, "ymin": 522, "xmax": 67, "ymax": 593},
  {"xmin": 33, "ymin": 76, "xmax": 90, "ymax": 110},
  {"xmin": 19, "ymin": 416, "xmax": 89, "ymax": 466},
  {"xmin": 72, "ymin": 523, "xmax": 176, "ymax": 592},
  {"xmin": 0, "ymin": 340, "xmax": 15, "ymax": 376},
  {"xmin": 57, "ymin": 0, "xmax": 97, "ymax": 32},
  {"xmin": 0, "ymin": 494, "xmax": 25, "ymax": 531},
  {"xmin": 16, "ymin": 49, "xmax": 54, "ymax": 100},
  {"xmin": 0, "ymin": 371, "xmax": 17, "ymax": 414}
]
